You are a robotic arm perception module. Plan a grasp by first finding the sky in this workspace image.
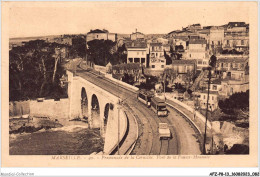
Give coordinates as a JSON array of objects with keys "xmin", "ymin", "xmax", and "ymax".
[{"xmin": 8, "ymin": 1, "xmax": 250, "ymax": 38}]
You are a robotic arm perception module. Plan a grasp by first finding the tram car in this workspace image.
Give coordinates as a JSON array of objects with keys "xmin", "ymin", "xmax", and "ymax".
[
  {"xmin": 150, "ymin": 97, "xmax": 168, "ymax": 117},
  {"xmin": 137, "ymin": 90, "xmax": 154, "ymax": 107}
]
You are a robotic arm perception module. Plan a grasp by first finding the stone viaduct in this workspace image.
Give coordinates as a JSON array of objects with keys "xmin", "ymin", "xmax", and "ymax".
[{"xmin": 67, "ymin": 70, "xmax": 127, "ymax": 154}]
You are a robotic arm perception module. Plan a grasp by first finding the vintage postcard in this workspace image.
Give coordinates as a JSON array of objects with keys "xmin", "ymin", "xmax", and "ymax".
[{"xmin": 1, "ymin": 1, "xmax": 258, "ymax": 167}]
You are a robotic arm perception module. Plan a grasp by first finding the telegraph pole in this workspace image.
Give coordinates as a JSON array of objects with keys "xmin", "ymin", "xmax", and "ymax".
[{"xmin": 203, "ymin": 68, "xmax": 211, "ymax": 155}]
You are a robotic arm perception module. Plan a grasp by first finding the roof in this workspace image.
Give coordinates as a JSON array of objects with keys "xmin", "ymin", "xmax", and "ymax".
[
  {"xmin": 173, "ymin": 36, "xmax": 189, "ymax": 41},
  {"xmin": 217, "ymin": 58, "xmax": 248, "ymax": 63},
  {"xmin": 200, "ymin": 90, "xmax": 219, "ymax": 95},
  {"xmin": 189, "ymin": 39, "xmax": 207, "ymax": 44},
  {"xmin": 125, "ymin": 41, "xmax": 147, "ymax": 48},
  {"xmin": 211, "ymin": 79, "xmax": 222, "ymax": 85},
  {"xmin": 112, "ymin": 63, "xmax": 141, "ymax": 70},
  {"xmin": 131, "ymin": 31, "xmax": 144, "ymax": 35},
  {"xmin": 87, "ymin": 29, "xmax": 108, "ymax": 34},
  {"xmin": 203, "ymin": 26, "xmax": 213, "ymax": 29},
  {"xmin": 168, "ymin": 30, "xmax": 192, "ymax": 35},
  {"xmin": 172, "ymin": 59, "xmax": 196, "ymax": 65},
  {"xmin": 150, "ymin": 42, "xmax": 163, "ymax": 46},
  {"xmin": 189, "ymin": 23, "xmax": 201, "ymax": 27},
  {"xmin": 227, "ymin": 22, "xmax": 247, "ymax": 28}
]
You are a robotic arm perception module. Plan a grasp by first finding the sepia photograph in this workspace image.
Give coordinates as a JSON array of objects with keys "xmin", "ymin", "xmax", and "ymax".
[{"xmin": 1, "ymin": 1, "xmax": 258, "ymax": 169}]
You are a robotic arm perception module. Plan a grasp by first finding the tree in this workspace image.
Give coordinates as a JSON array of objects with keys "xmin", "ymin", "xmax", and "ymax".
[
  {"xmin": 86, "ymin": 39, "xmax": 117, "ymax": 66},
  {"xmin": 183, "ymin": 70, "xmax": 194, "ymax": 90},
  {"xmin": 164, "ymin": 50, "xmax": 172, "ymax": 65},
  {"xmin": 218, "ymin": 90, "xmax": 249, "ymax": 118},
  {"xmin": 9, "ymin": 40, "xmax": 67, "ymax": 101}
]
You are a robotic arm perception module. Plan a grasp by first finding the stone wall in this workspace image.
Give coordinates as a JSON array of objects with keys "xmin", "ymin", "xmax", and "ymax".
[
  {"xmin": 10, "ymin": 99, "xmax": 70, "ymax": 121},
  {"xmin": 30, "ymin": 99, "xmax": 70, "ymax": 120}
]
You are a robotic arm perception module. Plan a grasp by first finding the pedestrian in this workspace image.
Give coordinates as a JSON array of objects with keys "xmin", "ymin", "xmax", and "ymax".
[{"xmin": 193, "ymin": 108, "xmax": 196, "ymax": 120}]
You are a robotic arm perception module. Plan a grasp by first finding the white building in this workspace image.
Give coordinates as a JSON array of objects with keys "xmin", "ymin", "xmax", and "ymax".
[
  {"xmin": 149, "ymin": 43, "xmax": 166, "ymax": 70},
  {"xmin": 130, "ymin": 29, "xmax": 145, "ymax": 40},
  {"xmin": 126, "ymin": 41, "xmax": 148, "ymax": 67},
  {"xmin": 86, "ymin": 29, "xmax": 117, "ymax": 43},
  {"xmin": 198, "ymin": 91, "xmax": 219, "ymax": 111},
  {"xmin": 186, "ymin": 39, "xmax": 208, "ymax": 60}
]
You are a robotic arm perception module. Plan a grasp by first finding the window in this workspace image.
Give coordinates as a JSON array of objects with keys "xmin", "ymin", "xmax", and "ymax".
[
  {"xmin": 141, "ymin": 58, "xmax": 145, "ymax": 63},
  {"xmin": 212, "ymin": 96, "xmax": 214, "ymax": 100},
  {"xmin": 218, "ymin": 41, "xmax": 220, "ymax": 45},
  {"xmin": 134, "ymin": 58, "xmax": 140, "ymax": 63},
  {"xmin": 129, "ymin": 58, "xmax": 133, "ymax": 62},
  {"xmin": 190, "ymin": 54, "xmax": 192, "ymax": 58},
  {"xmin": 156, "ymin": 53, "xmax": 158, "ymax": 57},
  {"xmin": 198, "ymin": 60, "xmax": 202, "ymax": 64},
  {"xmin": 241, "ymin": 40, "xmax": 244, "ymax": 45},
  {"xmin": 203, "ymin": 95, "xmax": 206, "ymax": 99},
  {"xmin": 97, "ymin": 35, "xmax": 99, "ymax": 38},
  {"xmin": 213, "ymin": 85, "xmax": 217, "ymax": 90},
  {"xmin": 235, "ymin": 63, "xmax": 238, "ymax": 68},
  {"xmin": 161, "ymin": 65, "xmax": 164, "ymax": 68},
  {"xmin": 227, "ymin": 40, "xmax": 229, "ymax": 45},
  {"xmin": 152, "ymin": 65, "xmax": 155, "ymax": 68}
]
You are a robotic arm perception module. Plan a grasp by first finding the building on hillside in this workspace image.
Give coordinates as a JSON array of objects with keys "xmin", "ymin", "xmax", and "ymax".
[
  {"xmin": 167, "ymin": 30, "xmax": 193, "ymax": 38},
  {"xmin": 198, "ymin": 91, "xmax": 219, "ymax": 111},
  {"xmin": 223, "ymin": 22, "xmax": 249, "ymax": 53},
  {"xmin": 130, "ymin": 29, "xmax": 145, "ymax": 40},
  {"xmin": 219, "ymin": 70, "xmax": 249, "ymax": 97},
  {"xmin": 112, "ymin": 63, "xmax": 142, "ymax": 82},
  {"xmin": 171, "ymin": 59, "xmax": 196, "ymax": 73},
  {"xmin": 186, "ymin": 38, "xmax": 208, "ymax": 60},
  {"xmin": 169, "ymin": 60, "xmax": 196, "ymax": 85},
  {"xmin": 184, "ymin": 24, "xmax": 202, "ymax": 32},
  {"xmin": 197, "ymin": 28, "xmax": 210, "ymax": 43},
  {"xmin": 50, "ymin": 35, "xmax": 73, "ymax": 45},
  {"xmin": 126, "ymin": 40, "xmax": 148, "ymax": 67},
  {"xmin": 209, "ymin": 26, "xmax": 225, "ymax": 53},
  {"xmin": 215, "ymin": 57, "xmax": 249, "ymax": 72},
  {"xmin": 86, "ymin": 29, "xmax": 117, "ymax": 42},
  {"xmin": 151, "ymin": 38, "xmax": 169, "ymax": 45},
  {"xmin": 149, "ymin": 43, "xmax": 166, "ymax": 70},
  {"xmin": 171, "ymin": 36, "xmax": 189, "ymax": 50}
]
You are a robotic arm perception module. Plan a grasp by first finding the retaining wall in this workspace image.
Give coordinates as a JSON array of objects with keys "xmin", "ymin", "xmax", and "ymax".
[
  {"xmin": 9, "ymin": 99, "xmax": 70, "ymax": 120},
  {"xmin": 165, "ymin": 93, "xmax": 212, "ymax": 129},
  {"xmin": 104, "ymin": 74, "xmax": 139, "ymax": 92}
]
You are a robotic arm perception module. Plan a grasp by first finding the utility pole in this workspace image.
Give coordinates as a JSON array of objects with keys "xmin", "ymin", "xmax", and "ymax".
[
  {"xmin": 203, "ymin": 55, "xmax": 216, "ymax": 155},
  {"xmin": 203, "ymin": 68, "xmax": 211, "ymax": 155}
]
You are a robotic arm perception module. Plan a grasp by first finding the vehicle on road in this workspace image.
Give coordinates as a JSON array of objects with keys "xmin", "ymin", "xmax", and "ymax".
[
  {"xmin": 158, "ymin": 123, "xmax": 171, "ymax": 140},
  {"xmin": 137, "ymin": 90, "xmax": 154, "ymax": 107},
  {"xmin": 150, "ymin": 97, "xmax": 168, "ymax": 117}
]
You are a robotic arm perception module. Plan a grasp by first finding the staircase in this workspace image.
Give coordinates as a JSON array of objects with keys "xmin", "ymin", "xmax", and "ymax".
[{"xmin": 190, "ymin": 70, "xmax": 207, "ymax": 91}]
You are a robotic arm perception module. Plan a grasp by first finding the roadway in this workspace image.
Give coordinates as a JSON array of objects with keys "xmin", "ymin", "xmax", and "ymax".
[{"xmin": 75, "ymin": 67, "xmax": 201, "ymax": 155}]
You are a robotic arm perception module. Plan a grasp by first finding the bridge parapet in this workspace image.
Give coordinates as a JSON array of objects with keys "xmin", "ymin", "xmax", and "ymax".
[{"xmin": 66, "ymin": 70, "xmax": 129, "ymax": 154}]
